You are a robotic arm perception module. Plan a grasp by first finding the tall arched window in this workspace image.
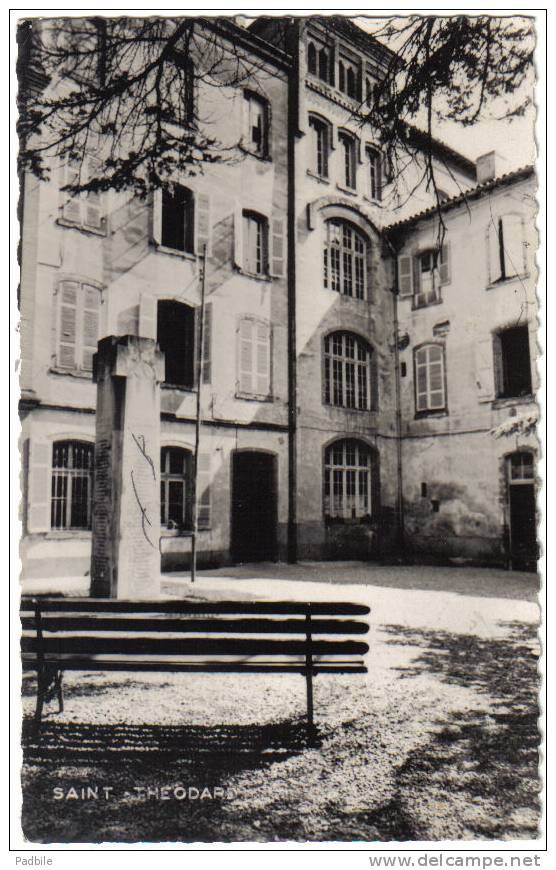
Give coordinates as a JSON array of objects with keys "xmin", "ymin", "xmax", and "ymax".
[
  {"xmin": 51, "ymin": 441, "xmax": 94, "ymax": 530},
  {"xmin": 323, "ymin": 219, "xmax": 369, "ymax": 299},
  {"xmin": 307, "ymin": 41, "xmax": 317, "ymax": 75},
  {"xmin": 324, "ymin": 332, "xmax": 375, "ymax": 410},
  {"xmin": 160, "ymin": 447, "xmax": 192, "ymax": 531},
  {"xmin": 324, "ymin": 439, "xmax": 374, "ymax": 521}
]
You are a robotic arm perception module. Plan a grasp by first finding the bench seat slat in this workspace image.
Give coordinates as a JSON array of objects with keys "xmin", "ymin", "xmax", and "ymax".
[
  {"xmin": 21, "ymin": 657, "xmax": 368, "ymax": 674},
  {"xmin": 20, "ymin": 598, "xmax": 370, "ymax": 617},
  {"xmin": 20, "ymin": 616, "xmax": 369, "ymax": 635},
  {"xmin": 21, "ymin": 636, "xmax": 369, "ymax": 656}
]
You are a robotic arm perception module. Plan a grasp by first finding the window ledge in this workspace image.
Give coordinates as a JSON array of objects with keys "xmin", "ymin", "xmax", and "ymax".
[
  {"xmin": 153, "ymin": 243, "xmax": 196, "ymax": 261},
  {"xmin": 235, "ymin": 392, "xmax": 273, "ymax": 403},
  {"xmin": 414, "ymin": 409, "xmax": 449, "ymax": 420},
  {"xmin": 412, "ymin": 298, "xmax": 443, "ymax": 311},
  {"xmin": 56, "ymin": 218, "xmax": 107, "ymax": 237},
  {"xmin": 492, "ymin": 395, "xmax": 535, "ymax": 409},
  {"xmin": 234, "ymin": 266, "xmax": 272, "ymax": 283},
  {"xmin": 44, "ymin": 530, "xmax": 92, "ymax": 540},
  {"xmin": 161, "ymin": 529, "xmax": 193, "ymax": 538},
  {"xmin": 161, "ymin": 383, "xmax": 196, "ymax": 393},
  {"xmin": 49, "ymin": 367, "xmax": 93, "ymax": 380},
  {"xmin": 363, "ymin": 194, "xmax": 382, "ymax": 207},
  {"xmin": 336, "ymin": 183, "xmax": 357, "ymax": 197},
  {"xmin": 238, "ymin": 143, "xmax": 272, "ymax": 163},
  {"xmin": 306, "ymin": 169, "xmax": 330, "ymax": 185},
  {"xmin": 487, "ymin": 272, "xmax": 529, "ymax": 289},
  {"xmin": 323, "ymin": 402, "xmax": 376, "ymax": 414},
  {"xmin": 325, "ymin": 516, "xmax": 374, "ymax": 527}
]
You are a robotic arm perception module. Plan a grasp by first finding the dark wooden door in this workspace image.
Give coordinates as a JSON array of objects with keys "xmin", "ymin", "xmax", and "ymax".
[
  {"xmin": 231, "ymin": 452, "xmax": 277, "ymax": 563},
  {"xmin": 509, "ymin": 483, "xmax": 537, "ymax": 572}
]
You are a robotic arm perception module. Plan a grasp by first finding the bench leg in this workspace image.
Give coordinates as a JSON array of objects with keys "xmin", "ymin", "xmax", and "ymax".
[
  {"xmin": 33, "ymin": 669, "xmax": 47, "ymax": 732},
  {"xmin": 55, "ymin": 671, "xmax": 64, "ymax": 713},
  {"xmin": 305, "ymin": 669, "xmax": 314, "ymax": 730}
]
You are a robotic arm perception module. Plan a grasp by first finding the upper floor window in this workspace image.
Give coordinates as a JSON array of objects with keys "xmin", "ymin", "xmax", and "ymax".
[
  {"xmin": 243, "ymin": 211, "xmax": 269, "ymax": 276},
  {"xmin": 338, "ymin": 131, "xmax": 357, "ymax": 189},
  {"xmin": 324, "ymin": 439, "xmax": 374, "ymax": 521},
  {"xmin": 414, "ymin": 344, "xmax": 447, "ymax": 414},
  {"xmin": 365, "ymin": 76, "xmax": 376, "ymax": 106},
  {"xmin": 488, "ymin": 214, "xmax": 525, "ymax": 283},
  {"xmin": 308, "ymin": 115, "xmax": 330, "ymax": 179},
  {"xmin": 494, "ymin": 325, "xmax": 532, "ymax": 399},
  {"xmin": 307, "ymin": 39, "xmax": 333, "ymax": 85},
  {"xmin": 160, "ymin": 446, "xmax": 192, "ymax": 531},
  {"xmin": 60, "ymin": 155, "xmax": 104, "ymax": 231},
  {"xmin": 161, "ymin": 184, "xmax": 194, "ymax": 253},
  {"xmin": 338, "ymin": 56, "xmax": 360, "ymax": 99},
  {"xmin": 366, "ymin": 146, "xmax": 382, "ymax": 201},
  {"xmin": 324, "ymin": 332, "xmax": 375, "ymax": 411},
  {"xmin": 323, "ymin": 219, "xmax": 369, "ymax": 300},
  {"xmin": 51, "ymin": 440, "xmax": 94, "ymax": 530},
  {"xmin": 56, "ymin": 279, "xmax": 101, "ymax": 373},
  {"xmin": 398, "ymin": 246, "xmax": 450, "ymax": 308},
  {"xmin": 509, "ymin": 451, "xmax": 535, "ymax": 483},
  {"xmin": 157, "ymin": 300, "xmax": 195, "ymax": 388},
  {"xmin": 237, "ymin": 317, "xmax": 271, "ymax": 399},
  {"xmin": 161, "ymin": 56, "xmax": 195, "ymax": 127},
  {"xmin": 243, "ymin": 91, "xmax": 269, "ymax": 159}
]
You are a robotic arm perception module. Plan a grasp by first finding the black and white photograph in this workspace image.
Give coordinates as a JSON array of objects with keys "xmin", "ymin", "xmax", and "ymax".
[{"xmin": 14, "ymin": 8, "xmax": 544, "ymax": 847}]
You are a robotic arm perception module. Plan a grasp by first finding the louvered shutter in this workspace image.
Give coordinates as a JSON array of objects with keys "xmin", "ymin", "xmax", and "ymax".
[
  {"xmin": 475, "ymin": 336, "xmax": 495, "ymax": 401},
  {"xmin": 270, "ymin": 218, "xmax": 285, "ymax": 278},
  {"xmin": 487, "ymin": 221, "xmax": 502, "ymax": 284},
  {"xmin": 82, "ymin": 284, "xmax": 101, "ymax": 371},
  {"xmin": 439, "ymin": 243, "xmax": 451, "ymax": 285},
  {"xmin": 233, "ymin": 205, "xmax": 243, "ymax": 269},
  {"xmin": 195, "ymin": 192, "xmax": 211, "ymax": 256},
  {"xmin": 501, "ymin": 214, "xmax": 525, "ymax": 277},
  {"xmin": 84, "ymin": 156, "xmax": 103, "ymax": 229},
  {"xmin": 202, "ymin": 302, "xmax": 212, "ymax": 384},
  {"xmin": 197, "ymin": 452, "xmax": 211, "ymax": 529},
  {"xmin": 139, "ymin": 294, "xmax": 157, "ymax": 340},
  {"xmin": 152, "ymin": 190, "xmax": 162, "ymax": 245},
  {"xmin": 28, "ymin": 439, "xmax": 51, "ymax": 532},
  {"xmin": 58, "ymin": 281, "xmax": 78, "ymax": 369},
  {"xmin": 238, "ymin": 319, "xmax": 253, "ymax": 394},
  {"xmin": 398, "ymin": 254, "xmax": 413, "ymax": 297},
  {"xmin": 255, "ymin": 321, "xmax": 271, "ymax": 396},
  {"xmin": 61, "ymin": 162, "xmax": 81, "ymax": 223}
]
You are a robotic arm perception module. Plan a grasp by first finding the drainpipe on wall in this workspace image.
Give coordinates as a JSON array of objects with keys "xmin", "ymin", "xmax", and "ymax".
[{"xmin": 388, "ymin": 241, "xmax": 406, "ymax": 558}]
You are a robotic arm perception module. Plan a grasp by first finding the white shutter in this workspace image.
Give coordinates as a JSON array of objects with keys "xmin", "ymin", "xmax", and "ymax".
[
  {"xmin": 475, "ymin": 336, "xmax": 495, "ymax": 401},
  {"xmin": 487, "ymin": 222, "xmax": 502, "ymax": 284},
  {"xmin": 398, "ymin": 254, "xmax": 413, "ymax": 297},
  {"xmin": 439, "ymin": 243, "xmax": 451, "ymax": 285},
  {"xmin": 139, "ymin": 293, "xmax": 158, "ymax": 340},
  {"xmin": 197, "ymin": 452, "xmax": 211, "ymax": 529},
  {"xmin": 57, "ymin": 281, "xmax": 79, "ymax": 369},
  {"xmin": 152, "ymin": 190, "xmax": 162, "ymax": 245},
  {"xmin": 61, "ymin": 162, "xmax": 81, "ymax": 223},
  {"xmin": 84, "ymin": 156, "xmax": 103, "ymax": 229},
  {"xmin": 255, "ymin": 321, "xmax": 271, "ymax": 396},
  {"xmin": 501, "ymin": 214, "xmax": 525, "ymax": 277},
  {"xmin": 82, "ymin": 284, "xmax": 101, "ymax": 371},
  {"xmin": 270, "ymin": 217, "xmax": 285, "ymax": 277},
  {"xmin": 233, "ymin": 205, "xmax": 243, "ymax": 270},
  {"xmin": 202, "ymin": 302, "xmax": 212, "ymax": 384},
  {"xmin": 28, "ymin": 439, "xmax": 51, "ymax": 532},
  {"xmin": 238, "ymin": 319, "xmax": 253, "ymax": 394},
  {"xmin": 195, "ymin": 192, "xmax": 211, "ymax": 256}
]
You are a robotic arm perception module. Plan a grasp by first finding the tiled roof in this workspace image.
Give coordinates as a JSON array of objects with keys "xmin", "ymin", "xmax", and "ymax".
[{"xmin": 385, "ymin": 165, "xmax": 535, "ymax": 232}]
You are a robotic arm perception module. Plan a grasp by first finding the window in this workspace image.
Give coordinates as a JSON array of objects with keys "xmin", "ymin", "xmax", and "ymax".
[
  {"xmin": 243, "ymin": 92, "xmax": 269, "ymax": 158},
  {"xmin": 338, "ymin": 132, "xmax": 357, "ymax": 189},
  {"xmin": 414, "ymin": 344, "xmax": 447, "ymax": 413},
  {"xmin": 243, "ymin": 211, "xmax": 268, "ymax": 276},
  {"xmin": 398, "ymin": 246, "xmax": 450, "ymax": 304},
  {"xmin": 366, "ymin": 147, "xmax": 382, "ymax": 201},
  {"xmin": 323, "ymin": 219, "xmax": 368, "ymax": 299},
  {"xmin": 309, "ymin": 115, "xmax": 330, "ymax": 179},
  {"xmin": 160, "ymin": 447, "xmax": 192, "ymax": 531},
  {"xmin": 307, "ymin": 39, "xmax": 333, "ymax": 84},
  {"xmin": 509, "ymin": 451, "xmax": 535, "ymax": 483},
  {"xmin": 157, "ymin": 300, "xmax": 195, "ymax": 388},
  {"xmin": 365, "ymin": 76, "xmax": 376, "ymax": 106},
  {"xmin": 489, "ymin": 214, "xmax": 525, "ymax": 282},
  {"xmin": 56, "ymin": 280, "xmax": 101, "ymax": 373},
  {"xmin": 161, "ymin": 185, "xmax": 194, "ymax": 253},
  {"xmin": 495, "ymin": 325, "xmax": 532, "ymax": 399},
  {"xmin": 238, "ymin": 318, "xmax": 271, "ymax": 398},
  {"xmin": 161, "ymin": 56, "xmax": 194, "ymax": 127},
  {"xmin": 324, "ymin": 439, "xmax": 373, "ymax": 521},
  {"xmin": 338, "ymin": 57, "xmax": 360, "ymax": 99},
  {"xmin": 324, "ymin": 332, "xmax": 375, "ymax": 410},
  {"xmin": 60, "ymin": 154, "xmax": 104, "ymax": 230},
  {"xmin": 51, "ymin": 441, "xmax": 94, "ymax": 530}
]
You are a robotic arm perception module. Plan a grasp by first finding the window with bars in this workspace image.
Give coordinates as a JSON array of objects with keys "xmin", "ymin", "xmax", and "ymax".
[
  {"xmin": 324, "ymin": 332, "xmax": 374, "ymax": 410},
  {"xmin": 308, "ymin": 115, "xmax": 330, "ymax": 179},
  {"xmin": 414, "ymin": 344, "xmax": 447, "ymax": 413},
  {"xmin": 237, "ymin": 317, "xmax": 271, "ymax": 399},
  {"xmin": 56, "ymin": 280, "xmax": 101, "ymax": 373},
  {"xmin": 338, "ymin": 132, "xmax": 357, "ymax": 189},
  {"xmin": 243, "ymin": 211, "xmax": 268, "ymax": 276},
  {"xmin": 243, "ymin": 92, "xmax": 269, "ymax": 158},
  {"xmin": 366, "ymin": 147, "xmax": 382, "ymax": 201},
  {"xmin": 323, "ymin": 219, "xmax": 368, "ymax": 299},
  {"xmin": 161, "ymin": 185, "xmax": 194, "ymax": 253},
  {"xmin": 160, "ymin": 447, "xmax": 192, "ymax": 531},
  {"xmin": 51, "ymin": 441, "xmax": 94, "ymax": 530},
  {"xmin": 324, "ymin": 439, "xmax": 373, "ymax": 521}
]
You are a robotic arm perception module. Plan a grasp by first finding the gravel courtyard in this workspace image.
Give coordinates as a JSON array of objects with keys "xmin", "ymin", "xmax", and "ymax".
[{"xmin": 20, "ymin": 562, "xmax": 541, "ymax": 844}]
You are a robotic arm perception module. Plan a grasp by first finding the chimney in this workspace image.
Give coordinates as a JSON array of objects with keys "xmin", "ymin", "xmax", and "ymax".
[{"xmin": 476, "ymin": 151, "xmax": 496, "ymax": 184}]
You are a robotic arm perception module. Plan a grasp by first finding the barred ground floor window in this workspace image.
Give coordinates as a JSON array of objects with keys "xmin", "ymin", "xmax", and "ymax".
[
  {"xmin": 324, "ymin": 439, "xmax": 375, "ymax": 521},
  {"xmin": 51, "ymin": 440, "xmax": 94, "ymax": 530},
  {"xmin": 160, "ymin": 446, "xmax": 192, "ymax": 531}
]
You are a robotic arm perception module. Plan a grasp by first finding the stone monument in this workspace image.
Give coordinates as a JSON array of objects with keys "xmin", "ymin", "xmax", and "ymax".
[{"xmin": 90, "ymin": 335, "xmax": 165, "ymax": 599}]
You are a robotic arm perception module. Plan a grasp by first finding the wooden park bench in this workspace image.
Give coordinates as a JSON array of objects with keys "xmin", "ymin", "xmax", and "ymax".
[{"xmin": 21, "ymin": 597, "xmax": 370, "ymax": 731}]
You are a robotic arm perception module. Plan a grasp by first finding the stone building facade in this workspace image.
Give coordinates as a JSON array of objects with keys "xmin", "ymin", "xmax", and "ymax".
[{"xmin": 18, "ymin": 16, "xmax": 538, "ymax": 583}]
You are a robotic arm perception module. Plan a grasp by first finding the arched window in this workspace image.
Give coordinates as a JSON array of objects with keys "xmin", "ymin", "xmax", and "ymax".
[
  {"xmin": 338, "ymin": 131, "xmax": 357, "ymax": 189},
  {"xmin": 51, "ymin": 441, "xmax": 94, "ymax": 530},
  {"xmin": 323, "ymin": 219, "xmax": 369, "ymax": 299},
  {"xmin": 307, "ymin": 41, "xmax": 317, "ymax": 75},
  {"xmin": 324, "ymin": 439, "xmax": 374, "ymax": 521},
  {"xmin": 324, "ymin": 332, "xmax": 375, "ymax": 410},
  {"xmin": 318, "ymin": 47, "xmax": 330, "ymax": 82},
  {"xmin": 308, "ymin": 115, "xmax": 330, "ymax": 178},
  {"xmin": 414, "ymin": 344, "xmax": 447, "ymax": 413},
  {"xmin": 160, "ymin": 447, "xmax": 192, "ymax": 531}
]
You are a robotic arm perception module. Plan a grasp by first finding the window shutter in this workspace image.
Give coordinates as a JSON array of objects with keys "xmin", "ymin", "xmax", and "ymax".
[
  {"xmin": 58, "ymin": 281, "xmax": 78, "ymax": 369},
  {"xmin": 197, "ymin": 452, "xmax": 211, "ymax": 529},
  {"xmin": 84, "ymin": 156, "xmax": 103, "ymax": 229},
  {"xmin": 398, "ymin": 254, "xmax": 413, "ymax": 297},
  {"xmin": 475, "ymin": 336, "xmax": 495, "ymax": 401},
  {"xmin": 202, "ymin": 302, "xmax": 212, "ymax": 384},
  {"xmin": 195, "ymin": 192, "xmax": 211, "ymax": 256},
  {"xmin": 61, "ymin": 162, "xmax": 81, "ymax": 223},
  {"xmin": 82, "ymin": 284, "xmax": 101, "ymax": 371},
  {"xmin": 152, "ymin": 190, "xmax": 162, "ymax": 245},
  {"xmin": 28, "ymin": 439, "xmax": 51, "ymax": 532},
  {"xmin": 139, "ymin": 293, "xmax": 157, "ymax": 341},
  {"xmin": 238, "ymin": 319, "xmax": 254, "ymax": 394},
  {"xmin": 255, "ymin": 322, "xmax": 271, "ymax": 396},
  {"xmin": 439, "ymin": 243, "xmax": 451, "ymax": 285},
  {"xmin": 270, "ymin": 217, "xmax": 285, "ymax": 278},
  {"xmin": 233, "ymin": 205, "xmax": 243, "ymax": 270},
  {"xmin": 487, "ymin": 222, "xmax": 502, "ymax": 284},
  {"xmin": 501, "ymin": 214, "xmax": 525, "ymax": 277}
]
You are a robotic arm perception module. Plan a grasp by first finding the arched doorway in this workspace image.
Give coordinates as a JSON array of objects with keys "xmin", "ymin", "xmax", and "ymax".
[{"xmin": 506, "ymin": 451, "xmax": 537, "ymax": 572}]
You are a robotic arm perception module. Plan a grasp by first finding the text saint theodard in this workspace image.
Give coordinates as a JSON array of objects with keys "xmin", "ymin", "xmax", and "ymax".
[{"xmin": 52, "ymin": 785, "xmax": 232, "ymax": 801}]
